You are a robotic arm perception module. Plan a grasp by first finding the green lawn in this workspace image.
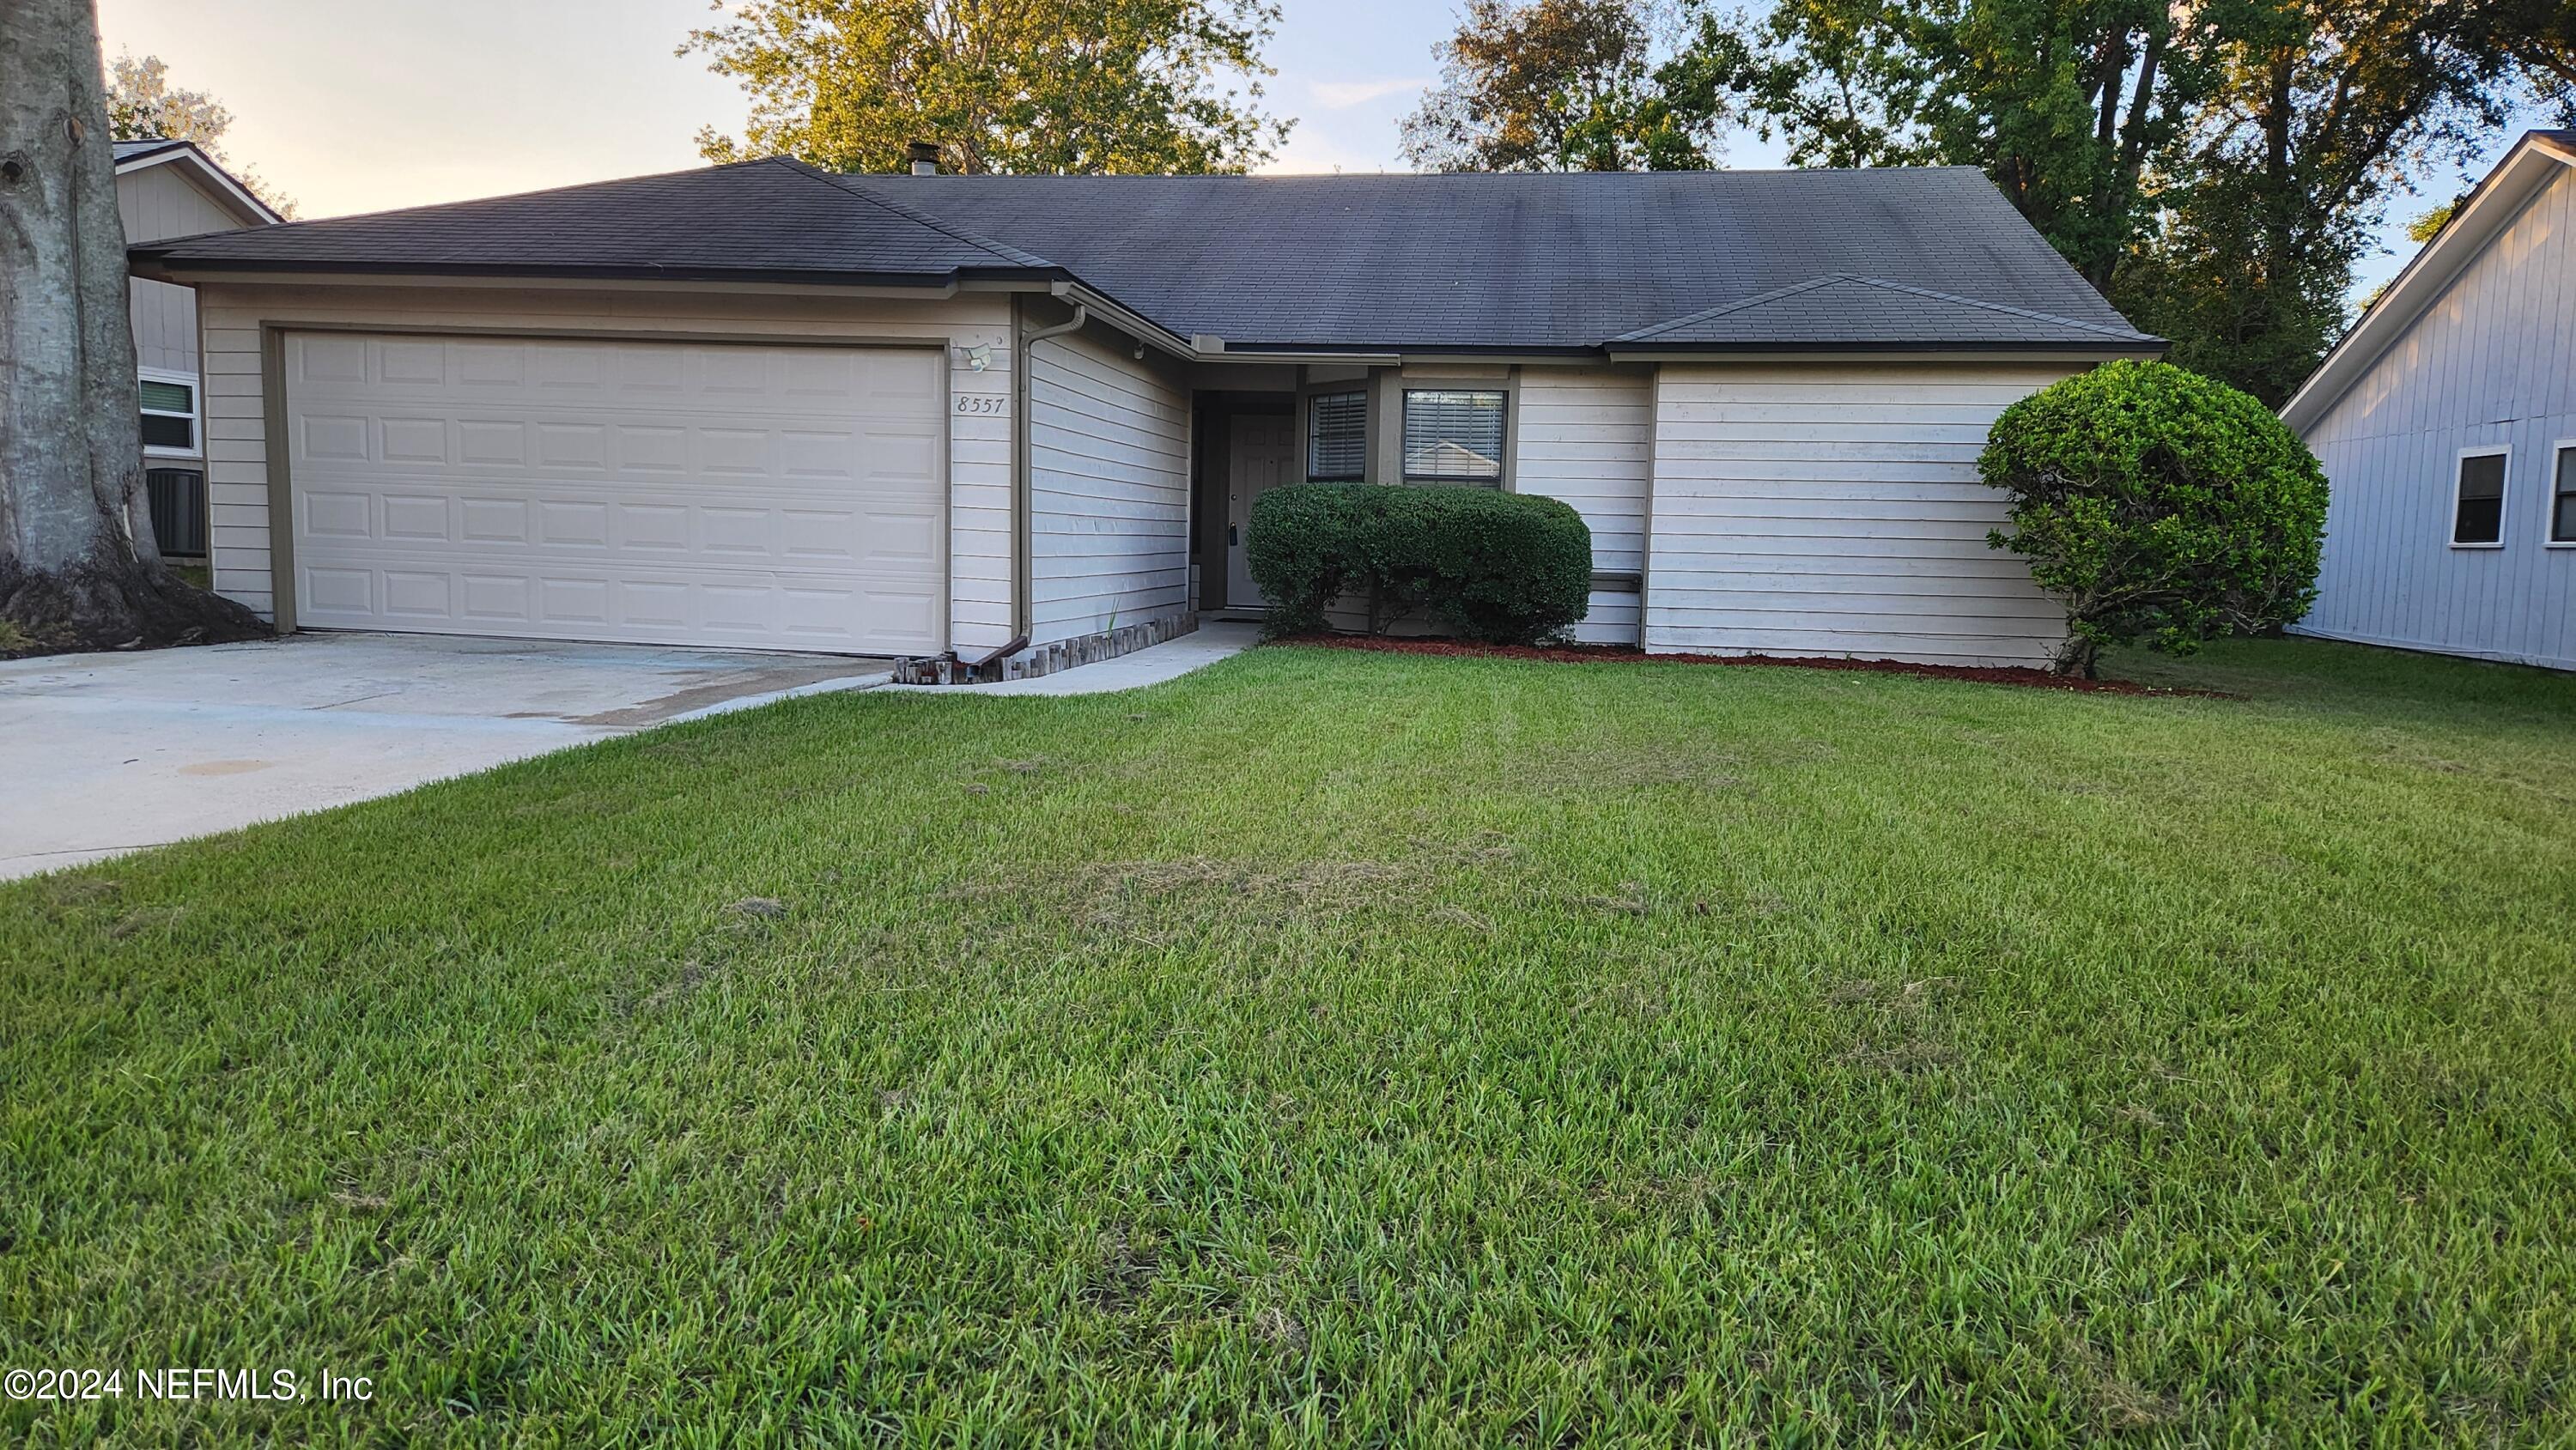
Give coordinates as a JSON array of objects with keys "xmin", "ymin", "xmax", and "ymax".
[{"xmin": 5, "ymin": 638, "xmax": 2573, "ymax": 1445}]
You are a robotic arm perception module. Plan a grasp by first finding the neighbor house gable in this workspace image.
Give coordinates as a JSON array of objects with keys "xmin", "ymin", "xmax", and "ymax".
[
  {"xmin": 2282, "ymin": 130, "xmax": 2576, "ymax": 437},
  {"xmin": 2288, "ymin": 129, "xmax": 2576, "ymax": 671},
  {"xmin": 114, "ymin": 139, "xmax": 281, "ymax": 234}
]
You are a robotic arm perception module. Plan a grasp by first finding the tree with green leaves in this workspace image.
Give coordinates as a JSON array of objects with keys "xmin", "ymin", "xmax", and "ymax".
[
  {"xmin": 1685, "ymin": 0, "xmax": 2190, "ymax": 288},
  {"xmin": 2111, "ymin": 0, "xmax": 2524, "ymax": 402},
  {"xmin": 2476, "ymin": 0, "xmax": 2576, "ymax": 113},
  {"xmin": 684, "ymin": 0, "xmax": 1291, "ymax": 175},
  {"xmin": 1399, "ymin": 0, "xmax": 1735, "ymax": 172},
  {"xmin": 102, "ymin": 52, "xmax": 295, "ymax": 216},
  {"xmin": 1698, "ymin": 0, "xmax": 2555, "ymax": 403}
]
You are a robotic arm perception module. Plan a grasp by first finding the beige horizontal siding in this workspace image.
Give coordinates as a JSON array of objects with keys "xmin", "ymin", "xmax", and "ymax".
[
  {"xmin": 1027, "ymin": 330, "xmax": 1191, "ymax": 642},
  {"xmin": 1644, "ymin": 362, "xmax": 2075, "ymax": 666},
  {"xmin": 1516, "ymin": 365, "xmax": 1651, "ymax": 644},
  {"xmin": 191, "ymin": 282, "xmax": 1015, "ymax": 651}
]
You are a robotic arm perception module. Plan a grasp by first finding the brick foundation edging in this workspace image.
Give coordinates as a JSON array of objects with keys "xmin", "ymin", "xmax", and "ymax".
[{"xmin": 890, "ymin": 610, "xmax": 1201, "ymax": 685}]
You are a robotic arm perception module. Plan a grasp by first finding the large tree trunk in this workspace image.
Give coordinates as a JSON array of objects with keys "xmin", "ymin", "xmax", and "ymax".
[{"xmin": 0, "ymin": 0, "xmax": 266, "ymax": 655}]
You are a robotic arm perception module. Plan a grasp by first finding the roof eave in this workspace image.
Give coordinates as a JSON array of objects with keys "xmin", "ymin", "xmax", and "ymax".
[{"xmin": 124, "ymin": 252, "xmax": 1068, "ymax": 292}]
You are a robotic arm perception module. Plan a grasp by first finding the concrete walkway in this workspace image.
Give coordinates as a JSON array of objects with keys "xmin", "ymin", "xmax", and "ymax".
[
  {"xmin": 5, "ymin": 622, "xmax": 1253, "ymax": 879},
  {"xmin": 882, "ymin": 621, "xmax": 1261, "ymax": 697},
  {"xmin": 0, "ymin": 634, "xmax": 887, "ymax": 879}
]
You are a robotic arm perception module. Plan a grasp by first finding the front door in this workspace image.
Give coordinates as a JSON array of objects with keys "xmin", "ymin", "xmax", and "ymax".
[{"xmin": 1225, "ymin": 416, "xmax": 1294, "ymax": 608}]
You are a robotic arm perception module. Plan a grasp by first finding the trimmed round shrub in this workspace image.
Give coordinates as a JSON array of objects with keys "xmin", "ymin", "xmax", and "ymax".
[
  {"xmin": 1241, "ymin": 483, "xmax": 1367, "ymax": 638},
  {"xmin": 1246, "ymin": 483, "xmax": 1592, "ymax": 646},
  {"xmin": 1981, "ymin": 359, "xmax": 2330, "ymax": 676}
]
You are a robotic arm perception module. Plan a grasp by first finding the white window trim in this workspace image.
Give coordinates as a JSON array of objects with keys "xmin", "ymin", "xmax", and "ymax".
[
  {"xmin": 2449, "ymin": 444, "xmax": 2509, "ymax": 550},
  {"xmin": 139, "ymin": 366, "xmax": 202, "ymax": 459},
  {"xmin": 2548, "ymin": 439, "xmax": 2576, "ymax": 549}
]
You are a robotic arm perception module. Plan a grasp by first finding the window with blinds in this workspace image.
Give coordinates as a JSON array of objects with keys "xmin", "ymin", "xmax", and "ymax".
[
  {"xmin": 1307, "ymin": 391, "xmax": 1367, "ymax": 480},
  {"xmin": 1402, "ymin": 389, "xmax": 1505, "ymax": 483},
  {"xmin": 139, "ymin": 374, "xmax": 197, "ymax": 453}
]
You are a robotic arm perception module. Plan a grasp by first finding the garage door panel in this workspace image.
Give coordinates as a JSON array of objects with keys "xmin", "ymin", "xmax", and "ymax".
[
  {"xmin": 297, "ymin": 559, "xmax": 943, "ymax": 653},
  {"xmin": 286, "ymin": 332, "xmax": 945, "ymax": 653},
  {"xmin": 382, "ymin": 417, "xmax": 448, "ymax": 463},
  {"xmin": 462, "ymin": 574, "xmax": 528, "ymax": 622},
  {"xmin": 301, "ymin": 414, "xmax": 368, "ymax": 461}
]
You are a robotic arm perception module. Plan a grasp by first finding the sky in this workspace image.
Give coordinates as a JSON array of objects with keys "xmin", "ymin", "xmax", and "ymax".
[{"xmin": 100, "ymin": 0, "xmax": 2514, "ymax": 299}]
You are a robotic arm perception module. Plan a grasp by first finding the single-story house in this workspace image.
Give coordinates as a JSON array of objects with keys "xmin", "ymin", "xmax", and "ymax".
[
  {"xmin": 129, "ymin": 157, "xmax": 2164, "ymax": 668},
  {"xmin": 115, "ymin": 138, "xmax": 283, "ymax": 559},
  {"xmin": 2282, "ymin": 129, "xmax": 2576, "ymax": 671}
]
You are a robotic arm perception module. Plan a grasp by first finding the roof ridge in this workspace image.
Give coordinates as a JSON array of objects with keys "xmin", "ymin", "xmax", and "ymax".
[
  {"xmin": 1838, "ymin": 275, "xmax": 2150, "ymax": 339},
  {"xmin": 1617, "ymin": 272, "xmax": 2147, "ymax": 343},
  {"xmin": 1613, "ymin": 275, "xmax": 1856, "ymax": 341},
  {"xmin": 769, "ymin": 159, "xmax": 1056, "ymax": 270}
]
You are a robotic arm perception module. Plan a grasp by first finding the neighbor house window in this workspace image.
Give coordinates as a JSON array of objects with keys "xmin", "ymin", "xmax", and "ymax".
[
  {"xmin": 2451, "ymin": 449, "xmax": 2507, "ymax": 546},
  {"xmin": 1402, "ymin": 389, "xmax": 1506, "ymax": 484},
  {"xmin": 139, "ymin": 373, "xmax": 197, "ymax": 455},
  {"xmin": 2553, "ymin": 444, "xmax": 2576, "ymax": 545},
  {"xmin": 1307, "ymin": 390, "xmax": 1366, "ymax": 480}
]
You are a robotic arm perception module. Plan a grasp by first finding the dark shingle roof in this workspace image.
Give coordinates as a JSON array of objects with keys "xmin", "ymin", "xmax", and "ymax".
[
  {"xmin": 134, "ymin": 157, "xmax": 2160, "ymax": 354},
  {"xmin": 1615, "ymin": 273, "xmax": 2155, "ymax": 349},
  {"xmin": 133, "ymin": 159, "xmax": 1056, "ymax": 286},
  {"xmin": 865, "ymin": 167, "xmax": 2148, "ymax": 352},
  {"xmin": 114, "ymin": 138, "xmax": 188, "ymax": 163}
]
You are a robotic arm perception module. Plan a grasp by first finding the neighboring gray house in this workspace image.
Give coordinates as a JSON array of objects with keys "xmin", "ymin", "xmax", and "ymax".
[
  {"xmin": 129, "ymin": 160, "xmax": 2162, "ymax": 669},
  {"xmin": 2283, "ymin": 130, "xmax": 2576, "ymax": 670},
  {"xmin": 115, "ymin": 138, "xmax": 283, "ymax": 556}
]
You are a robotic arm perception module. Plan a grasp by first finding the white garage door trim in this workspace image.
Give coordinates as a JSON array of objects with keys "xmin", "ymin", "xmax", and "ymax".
[{"xmin": 281, "ymin": 331, "xmax": 949, "ymax": 655}]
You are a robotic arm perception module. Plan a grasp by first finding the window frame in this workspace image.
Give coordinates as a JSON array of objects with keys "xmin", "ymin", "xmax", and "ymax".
[
  {"xmin": 138, "ymin": 367, "xmax": 201, "ymax": 458},
  {"xmin": 1397, "ymin": 385, "xmax": 1510, "ymax": 487},
  {"xmin": 2449, "ymin": 445, "xmax": 2510, "ymax": 549},
  {"xmin": 2549, "ymin": 440, "xmax": 2576, "ymax": 549},
  {"xmin": 1302, "ymin": 385, "xmax": 1369, "ymax": 482}
]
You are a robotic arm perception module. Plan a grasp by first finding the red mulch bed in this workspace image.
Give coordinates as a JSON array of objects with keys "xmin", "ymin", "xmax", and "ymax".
[{"xmin": 1273, "ymin": 633, "xmax": 2232, "ymax": 697}]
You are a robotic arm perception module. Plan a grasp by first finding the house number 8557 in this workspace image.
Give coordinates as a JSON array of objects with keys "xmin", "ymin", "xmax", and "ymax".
[{"xmin": 955, "ymin": 396, "xmax": 1006, "ymax": 416}]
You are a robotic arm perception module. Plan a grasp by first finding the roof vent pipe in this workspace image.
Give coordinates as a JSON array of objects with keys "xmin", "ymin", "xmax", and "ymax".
[{"xmin": 906, "ymin": 141, "xmax": 939, "ymax": 176}]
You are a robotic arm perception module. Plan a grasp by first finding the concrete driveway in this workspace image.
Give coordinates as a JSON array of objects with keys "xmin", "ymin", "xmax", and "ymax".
[{"xmin": 0, "ymin": 633, "xmax": 889, "ymax": 879}]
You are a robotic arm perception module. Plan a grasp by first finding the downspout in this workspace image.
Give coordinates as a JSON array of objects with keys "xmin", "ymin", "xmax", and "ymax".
[{"xmin": 1013, "ymin": 297, "xmax": 1088, "ymax": 639}]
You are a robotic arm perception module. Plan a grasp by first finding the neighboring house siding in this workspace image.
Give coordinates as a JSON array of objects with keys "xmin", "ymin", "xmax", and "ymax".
[
  {"xmin": 2298, "ymin": 166, "xmax": 2576, "ymax": 670},
  {"xmin": 189, "ymin": 282, "xmax": 1015, "ymax": 649},
  {"xmin": 1643, "ymin": 362, "xmax": 2075, "ymax": 666},
  {"xmin": 118, "ymin": 164, "xmax": 246, "ymax": 380},
  {"xmin": 129, "ymin": 279, "xmax": 198, "ymax": 379},
  {"xmin": 1515, "ymin": 366, "xmax": 1651, "ymax": 646},
  {"xmin": 1027, "ymin": 329, "xmax": 1192, "ymax": 642}
]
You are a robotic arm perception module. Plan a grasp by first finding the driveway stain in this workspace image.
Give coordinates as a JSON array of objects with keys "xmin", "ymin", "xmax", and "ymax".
[
  {"xmin": 570, "ymin": 665, "xmax": 882, "ymax": 727},
  {"xmin": 178, "ymin": 760, "xmax": 275, "ymax": 777}
]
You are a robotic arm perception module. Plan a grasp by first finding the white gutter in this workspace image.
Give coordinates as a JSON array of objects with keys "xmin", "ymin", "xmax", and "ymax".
[{"xmin": 1050, "ymin": 281, "xmax": 1195, "ymax": 359}]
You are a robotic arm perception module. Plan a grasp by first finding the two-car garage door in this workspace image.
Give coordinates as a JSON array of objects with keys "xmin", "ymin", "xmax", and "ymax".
[{"xmin": 284, "ymin": 332, "xmax": 946, "ymax": 654}]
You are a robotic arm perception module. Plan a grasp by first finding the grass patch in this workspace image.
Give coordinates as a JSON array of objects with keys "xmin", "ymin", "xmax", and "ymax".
[{"xmin": 4, "ymin": 637, "xmax": 2573, "ymax": 1443}]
